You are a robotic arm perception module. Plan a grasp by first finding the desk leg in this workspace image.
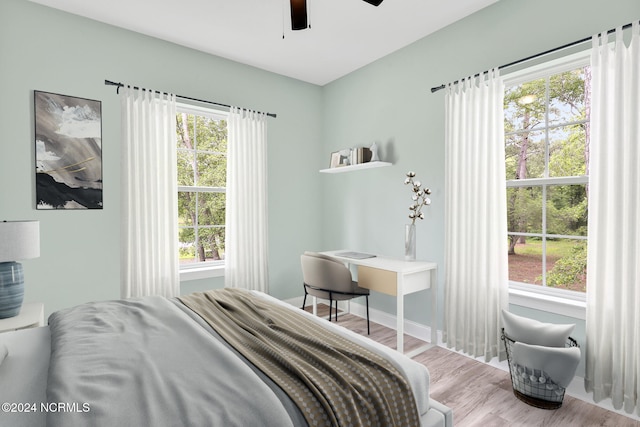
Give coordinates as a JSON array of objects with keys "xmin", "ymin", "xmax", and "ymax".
[
  {"xmin": 431, "ymin": 268, "xmax": 437, "ymax": 345},
  {"xmin": 397, "ymin": 275, "xmax": 404, "ymax": 353},
  {"xmin": 400, "ymin": 268, "xmax": 438, "ymax": 358}
]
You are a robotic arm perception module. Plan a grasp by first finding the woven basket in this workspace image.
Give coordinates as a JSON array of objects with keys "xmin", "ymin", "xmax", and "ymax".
[{"xmin": 501, "ymin": 329, "xmax": 579, "ymax": 409}]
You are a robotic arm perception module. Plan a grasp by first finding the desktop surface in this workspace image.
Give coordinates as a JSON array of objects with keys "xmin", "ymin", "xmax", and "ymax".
[{"xmin": 334, "ymin": 251, "xmax": 376, "ymax": 260}]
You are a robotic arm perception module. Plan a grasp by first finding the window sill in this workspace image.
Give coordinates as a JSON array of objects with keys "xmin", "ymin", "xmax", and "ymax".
[
  {"xmin": 180, "ymin": 264, "xmax": 225, "ymax": 282},
  {"xmin": 509, "ymin": 287, "xmax": 586, "ymax": 320}
]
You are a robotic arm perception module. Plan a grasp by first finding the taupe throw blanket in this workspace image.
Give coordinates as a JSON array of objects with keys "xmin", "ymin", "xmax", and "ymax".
[{"xmin": 179, "ymin": 289, "xmax": 420, "ymax": 427}]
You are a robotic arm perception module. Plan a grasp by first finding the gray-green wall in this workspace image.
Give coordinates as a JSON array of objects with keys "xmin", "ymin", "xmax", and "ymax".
[
  {"xmin": 2, "ymin": 0, "xmax": 639, "ymax": 347},
  {"xmin": 1, "ymin": 0, "xmax": 323, "ymax": 317},
  {"xmin": 319, "ymin": 0, "xmax": 639, "ymax": 353}
]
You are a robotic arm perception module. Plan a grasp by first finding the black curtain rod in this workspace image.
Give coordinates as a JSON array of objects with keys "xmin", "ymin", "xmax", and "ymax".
[
  {"xmin": 430, "ymin": 22, "xmax": 635, "ymax": 93},
  {"xmin": 104, "ymin": 80, "xmax": 277, "ymax": 118}
]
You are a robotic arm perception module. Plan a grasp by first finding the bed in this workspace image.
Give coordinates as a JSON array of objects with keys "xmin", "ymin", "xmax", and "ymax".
[{"xmin": 0, "ymin": 289, "xmax": 452, "ymax": 427}]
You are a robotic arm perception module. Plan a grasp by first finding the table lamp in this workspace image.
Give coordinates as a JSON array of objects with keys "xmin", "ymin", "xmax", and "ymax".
[{"xmin": 0, "ymin": 220, "xmax": 40, "ymax": 318}]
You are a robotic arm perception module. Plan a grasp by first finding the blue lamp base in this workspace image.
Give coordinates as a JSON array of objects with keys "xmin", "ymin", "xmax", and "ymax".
[{"xmin": 0, "ymin": 261, "xmax": 25, "ymax": 319}]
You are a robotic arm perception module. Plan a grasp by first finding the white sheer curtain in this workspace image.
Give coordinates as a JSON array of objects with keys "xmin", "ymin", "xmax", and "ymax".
[
  {"xmin": 585, "ymin": 22, "xmax": 640, "ymax": 415},
  {"xmin": 120, "ymin": 86, "xmax": 179, "ymax": 298},
  {"xmin": 225, "ymin": 107, "xmax": 269, "ymax": 292},
  {"xmin": 443, "ymin": 69, "xmax": 509, "ymax": 361}
]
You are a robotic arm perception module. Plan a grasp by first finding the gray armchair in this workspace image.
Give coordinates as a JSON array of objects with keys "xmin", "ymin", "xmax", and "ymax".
[{"xmin": 300, "ymin": 252, "xmax": 370, "ymax": 335}]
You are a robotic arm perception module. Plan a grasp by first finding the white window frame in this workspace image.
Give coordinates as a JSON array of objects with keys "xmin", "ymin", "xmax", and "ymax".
[
  {"xmin": 177, "ymin": 103, "xmax": 228, "ymax": 281},
  {"xmin": 503, "ymin": 50, "xmax": 591, "ymax": 318}
]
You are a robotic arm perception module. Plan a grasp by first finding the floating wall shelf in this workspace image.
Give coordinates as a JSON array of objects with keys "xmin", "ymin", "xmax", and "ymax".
[{"xmin": 319, "ymin": 161, "xmax": 392, "ymax": 174}]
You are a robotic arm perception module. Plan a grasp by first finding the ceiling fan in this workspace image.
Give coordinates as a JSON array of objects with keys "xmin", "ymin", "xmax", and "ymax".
[{"xmin": 290, "ymin": 0, "xmax": 384, "ymax": 31}]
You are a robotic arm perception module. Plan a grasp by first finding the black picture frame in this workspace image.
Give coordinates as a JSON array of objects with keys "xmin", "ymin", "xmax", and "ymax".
[{"xmin": 34, "ymin": 91, "xmax": 103, "ymax": 209}]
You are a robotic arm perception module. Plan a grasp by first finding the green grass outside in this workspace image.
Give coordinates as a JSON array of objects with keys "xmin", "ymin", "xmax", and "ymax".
[{"xmin": 514, "ymin": 238, "xmax": 585, "ymax": 259}]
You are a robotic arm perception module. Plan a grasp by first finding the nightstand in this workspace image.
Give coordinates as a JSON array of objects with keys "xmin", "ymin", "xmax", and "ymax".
[{"xmin": 0, "ymin": 302, "xmax": 45, "ymax": 333}]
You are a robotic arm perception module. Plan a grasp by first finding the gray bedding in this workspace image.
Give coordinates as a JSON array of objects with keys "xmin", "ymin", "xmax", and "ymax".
[
  {"xmin": 46, "ymin": 296, "xmax": 302, "ymax": 427},
  {"xmin": 43, "ymin": 292, "xmax": 435, "ymax": 427},
  {"xmin": 180, "ymin": 289, "xmax": 420, "ymax": 426}
]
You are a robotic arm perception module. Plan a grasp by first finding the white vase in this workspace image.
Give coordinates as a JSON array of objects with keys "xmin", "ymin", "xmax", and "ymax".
[{"xmin": 404, "ymin": 223, "xmax": 416, "ymax": 261}]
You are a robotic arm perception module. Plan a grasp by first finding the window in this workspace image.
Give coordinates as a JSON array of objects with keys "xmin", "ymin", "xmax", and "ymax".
[
  {"xmin": 177, "ymin": 105, "xmax": 227, "ymax": 270},
  {"xmin": 504, "ymin": 56, "xmax": 590, "ymax": 295}
]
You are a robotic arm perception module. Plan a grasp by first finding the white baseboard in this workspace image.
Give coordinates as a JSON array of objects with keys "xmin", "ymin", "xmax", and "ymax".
[
  {"xmin": 287, "ymin": 296, "xmax": 433, "ymax": 342},
  {"xmin": 286, "ymin": 295, "xmax": 640, "ymax": 423}
]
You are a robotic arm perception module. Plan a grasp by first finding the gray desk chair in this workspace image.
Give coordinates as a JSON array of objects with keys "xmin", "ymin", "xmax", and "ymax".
[{"xmin": 300, "ymin": 252, "xmax": 370, "ymax": 335}]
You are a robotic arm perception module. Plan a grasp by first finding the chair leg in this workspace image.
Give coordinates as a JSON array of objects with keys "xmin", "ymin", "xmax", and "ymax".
[
  {"xmin": 301, "ymin": 288, "xmax": 307, "ymax": 310},
  {"xmin": 335, "ymin": 300, "xmax": 339, "ymax": 321},
  {"xmin": 329, "ymin": 296, "xmax": 333, "ymax": 322},
  {"xmin": 366, "ymin": 295, "xmax": 370, "ymax": 335}
]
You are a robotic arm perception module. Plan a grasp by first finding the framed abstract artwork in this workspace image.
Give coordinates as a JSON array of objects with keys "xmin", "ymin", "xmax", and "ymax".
[{"xmin": 34, "ymin": 91, "xmax": 103, "ymax": 209}]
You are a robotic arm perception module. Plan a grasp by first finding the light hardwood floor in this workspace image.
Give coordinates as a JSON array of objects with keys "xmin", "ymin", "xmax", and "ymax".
[{"xmin": 306, "ymin": 304, "xmax": 640, "ymax": 427}]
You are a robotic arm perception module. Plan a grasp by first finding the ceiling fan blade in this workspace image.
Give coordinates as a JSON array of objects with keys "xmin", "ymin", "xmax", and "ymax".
[
  {"xmin": 290, "ymin": 0, "xmax": 308, "ymax": 31},
  {"xmin": 362, "ymin": 0, "xmax": 384, "ymax": 5}
]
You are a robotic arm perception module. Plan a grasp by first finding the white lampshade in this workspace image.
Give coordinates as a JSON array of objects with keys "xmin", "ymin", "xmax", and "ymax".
[{"xmin": 0, "ymin": 221, "xmax": 40, "ymax": 262}]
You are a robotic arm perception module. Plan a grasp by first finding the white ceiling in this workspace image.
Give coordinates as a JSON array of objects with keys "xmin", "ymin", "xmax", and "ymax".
[{"xmin": 28, "ymin": 0, "xmax": 498, "ymax": 86}]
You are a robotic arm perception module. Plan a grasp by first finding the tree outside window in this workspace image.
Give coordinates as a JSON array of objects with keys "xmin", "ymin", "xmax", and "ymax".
[
  {"xmin": 505, "ymin": 64, "xmax": 590, "ymax": 293},
  {"xmin": 177, "ymin": 109, "xmax": 227, "ymax": 266}
]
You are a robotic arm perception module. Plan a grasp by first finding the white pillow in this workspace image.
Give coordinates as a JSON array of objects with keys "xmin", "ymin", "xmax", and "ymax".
[{"xmin": 502, "ymin": 309, "xmax": 574, "ymax": 347}]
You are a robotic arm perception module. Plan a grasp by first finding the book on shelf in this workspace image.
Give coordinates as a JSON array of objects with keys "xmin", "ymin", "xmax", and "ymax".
[{"xmin": 350, "ymin": 147, "xmax": 372, "ymax": 165}]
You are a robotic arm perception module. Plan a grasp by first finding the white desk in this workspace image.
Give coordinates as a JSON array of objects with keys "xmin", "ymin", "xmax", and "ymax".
[
  {"xmin": 0, "ymin": 302, "xmax": 45, "ymax": 333},
  {"xmin": 322, "ymin": 250, "xmax": 437, "ymax": 357}
]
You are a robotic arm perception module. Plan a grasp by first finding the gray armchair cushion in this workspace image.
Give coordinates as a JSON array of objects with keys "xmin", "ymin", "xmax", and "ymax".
[
  {"xmin": 303, "ymin": 251, "xmax": 341, "ymax": 263},
  {"xmin": 502, "ymin": 309, "xmax": 574, "ymax": 347},
  {"xmin": 301, "ymin": 252, "xmax": 370, "ymax": 299}
]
